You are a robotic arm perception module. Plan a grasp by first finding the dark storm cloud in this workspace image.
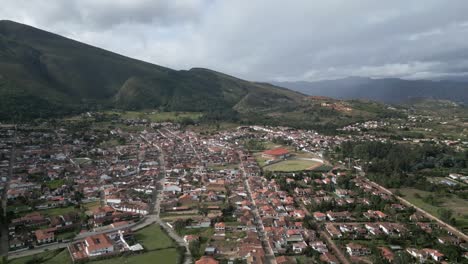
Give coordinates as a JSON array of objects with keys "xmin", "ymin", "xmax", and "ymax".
[{"xmin": 1, "ymin": 0, "xmax": 468, "ymax": 81}]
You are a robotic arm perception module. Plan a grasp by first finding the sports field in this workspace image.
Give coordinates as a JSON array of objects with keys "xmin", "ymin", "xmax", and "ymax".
[{"xmin": 263, "ymin": 159, "xmax": 322, "ymax": 172}]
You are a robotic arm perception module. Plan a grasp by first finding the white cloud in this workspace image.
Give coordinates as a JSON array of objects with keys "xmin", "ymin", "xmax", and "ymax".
[{"xmin": 1, "ymin": 0, "xmax": 468, "ymax": 81}]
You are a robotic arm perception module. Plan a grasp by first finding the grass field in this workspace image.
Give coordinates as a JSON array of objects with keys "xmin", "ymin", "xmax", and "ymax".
[
  {"xmin": 118, "ymin": 111, "xmax": 202, "ymax": 122},
  {"xmin": 397, "ymin": 188, "xmax": 468, "ymax": 232},
  {"xmin": 45, "ymin": 179, "xmax": 65, "ymax": 189},
  {"xmin": 207, "ymin": 163, "xmax": 239, "ymax": 171},
  {"xmin": 263, "ymin": 159, "xmax": 322, "ymax": 172},
  {"xmin": 90, "ymin": 248, "xmax": 180, "ymax": 264},
  {"xmin": 82, "ymin": 200, "xmax": 101, "ymax": 211},
  {"xmin": 134, "ymin": 224, "xmax": 175, "ymax": 251},
  {"xmin": 38, "ymin": 206, "xmax": 77, "ymax": 217},
  {"xmin": 9, "ymin": 249, "xmax": 72, "ymax": 264}
]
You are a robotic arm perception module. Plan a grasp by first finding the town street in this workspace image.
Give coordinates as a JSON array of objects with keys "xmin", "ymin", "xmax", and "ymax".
[{"xmin": 239, "ymin": 156, "xmax": 277, "ymax": 264}]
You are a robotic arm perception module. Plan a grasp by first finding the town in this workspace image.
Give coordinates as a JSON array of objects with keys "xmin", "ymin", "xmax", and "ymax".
[{"xmin": 0, "ymin": 111, "xmax": 467, "ymax": 264}]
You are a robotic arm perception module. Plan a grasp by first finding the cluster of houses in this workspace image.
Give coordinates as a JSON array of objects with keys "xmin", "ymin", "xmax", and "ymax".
[{"xmin": 2, "ymin": 119, "xmax": 467, "ymax": 263}]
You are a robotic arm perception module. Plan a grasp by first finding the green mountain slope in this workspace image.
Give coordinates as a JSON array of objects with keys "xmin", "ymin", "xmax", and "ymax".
[
  {"xmin": 0, "ymin": 20, "xmax": 306, "ymax": 120},
  {"xmin": 0, "ymin": 20, "xmax": 405, "ymax": 132}
]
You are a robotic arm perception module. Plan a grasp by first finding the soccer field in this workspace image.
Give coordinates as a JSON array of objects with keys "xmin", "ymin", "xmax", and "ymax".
[{"xmin": 263, "ymin": 159, "xmax": 322, "ymax": 172}]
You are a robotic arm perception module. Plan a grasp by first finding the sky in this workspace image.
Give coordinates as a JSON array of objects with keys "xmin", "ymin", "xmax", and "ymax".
[{"xmin": 2, "ymin": 0, "xmax": 468, "ymax": 82}]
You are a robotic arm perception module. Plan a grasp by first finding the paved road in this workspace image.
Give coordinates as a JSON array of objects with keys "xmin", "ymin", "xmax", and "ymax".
[
  {"xmin": 239, "ymin": 156, "xmax": 277, "ymax": 264},
  {"xmin": 143, "ymin": 133, "xmax": 192, "ymax": 264},
  {"xmin": 320, "ymin": 231, "xmax": 350, "ymax": 264}
]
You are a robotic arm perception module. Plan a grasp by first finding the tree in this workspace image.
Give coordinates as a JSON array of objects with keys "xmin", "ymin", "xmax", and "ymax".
[
  {"xmin": 189, "ymin": 239, "xmax": 201, "ymax": 259},
  {"xmin": 393, "ymin": 252, "xmax": 413, "ymax": 264},
  {"xmin": 198, "ymin": 206, "xmax": 208, "ymax": 216},
  {"xmin": 438, "ymin": 208, "xmax": 455, "ymax": 224},
  {"xmin": 174, "ymin": 219, "xmax": 187, "ymax": 233}
]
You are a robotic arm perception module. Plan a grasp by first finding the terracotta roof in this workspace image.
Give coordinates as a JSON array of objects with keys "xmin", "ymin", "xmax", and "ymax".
[
  {"xmin": 263, "ymin": 148, "xmax": 289, "ymax": 156},
  {"xmin": 85, "ymin": 233, "xmax": 113, "ymax": 252},
  {"xmin": 195, "ymin": 256, "xmax": 219, "ymax": 264}
]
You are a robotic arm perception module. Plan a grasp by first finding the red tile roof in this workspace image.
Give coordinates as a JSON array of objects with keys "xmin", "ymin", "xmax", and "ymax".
[
  {"xmin": 263, "ymin": 148, "xmax": 289, "ymax": 156},
  {"xmin": 195, "ymin": 256, "xmax": 219, "ymax": 264}
]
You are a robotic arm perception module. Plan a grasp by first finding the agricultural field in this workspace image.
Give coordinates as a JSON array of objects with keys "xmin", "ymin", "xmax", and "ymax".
[{"xmin": 118, "ymin": 111, "xmax": 203, "ymax": 122}]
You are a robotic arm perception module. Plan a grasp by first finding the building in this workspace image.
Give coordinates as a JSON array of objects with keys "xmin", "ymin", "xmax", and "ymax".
[
  {"xmin": 346, "ymin": 243, "xmax": 371, "ymax": 256},
  {"xmin": 313, "ymin": 212, "xmax": 326, "ymax": 221},
  {"xmin": 35, "ymin": 228, "xmax": 55, "ymax": 244},
  {"xmin": 214, "ymin": 222, "xmax": 226, "ymax": 232},
  {"xmin": 84, "ymin": 234, "xmax": 114, "ymax": 257},
  {"xmin": 262, "ymin": 148, "xmax": 290, "ymax": 160},
  {"xmin": 195, "ymin": 256, "xmax": 219, "ymax": 264}
]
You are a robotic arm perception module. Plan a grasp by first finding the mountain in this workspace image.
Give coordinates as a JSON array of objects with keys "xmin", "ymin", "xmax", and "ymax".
[
  {"xmin": 0, "ymin": 20, "xmax": 409, "ymax": 132},
  {"xmin": 274, "ymin": 77, "xmax": 468, "ymax": 104},
  {"xmin": 0, "ymin": 20, "xmax": 304, "ymax": 120}
]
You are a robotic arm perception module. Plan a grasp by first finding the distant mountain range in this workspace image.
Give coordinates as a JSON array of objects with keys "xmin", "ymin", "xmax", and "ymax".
[
  {"xmin": 0, "ymin": 20, "xmax": 304, "ymax": 120},
  {"xmin": 274, "ymin": 77, "xmax": 468, "ymax": 104}
]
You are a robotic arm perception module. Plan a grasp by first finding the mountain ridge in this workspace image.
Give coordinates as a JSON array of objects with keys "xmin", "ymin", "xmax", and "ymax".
[
  {"xmin": 274, "ymin": 77, "xmax": 468, "ymax": 104},
  {"xmin": 0, "ymin": 20, "xmax": 306, "ymax": 120}
]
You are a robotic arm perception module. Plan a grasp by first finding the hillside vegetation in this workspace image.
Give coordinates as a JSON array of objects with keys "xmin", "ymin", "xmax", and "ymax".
[{"xmin": 0, "ymin": 20, "xmax": 403, "ymax": 131}]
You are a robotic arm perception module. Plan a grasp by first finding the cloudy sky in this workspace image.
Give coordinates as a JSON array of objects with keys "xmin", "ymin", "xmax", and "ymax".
[{"xmin": 2, "ymin": 0, "xmax": 468, "ymax": 81}]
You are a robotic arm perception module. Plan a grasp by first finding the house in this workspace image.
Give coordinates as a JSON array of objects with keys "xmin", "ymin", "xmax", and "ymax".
[
  {"xmin": 214, "ymin": 222, "xmax": 225, "ymax": 232},
  {"xmin": 195, "ymin": 256, "xmax": 219, "ymax": 264},
  {"xmin": 292, "ymin": 241, "xmax": 308, "ymax": 254},
  {"xmin": 378, "ymin": 247, "xmax": 394, "ymax": 262},
  {"xmin": 364, "ymin": 210, "xmax": 387, "ymax": 220},
  {"xmin": 310, "ymin": 241, "xmax": 328, "ymax": 253},
  {"xmin": 84, "ymin": 234, "xmax": 114, "ymax": 257},
  {"xmin": 406, "ymin": 248, "xmax": 426, "ymax": 261},
  {"xmin": 313, "ymin": 212, "xmax": 326, "ymax": 221},
  {"xmin": 35, "ymin": 228, "xmax": 55, "ymax": 244},
  {"xmin": 346, "ymin": 243, "xmax": 371, "ymax": 256},
  {"xmin": 326, "ymin": 211, "xmax": 351, "ymax": 221},
  {"xmin": 92, "ymin": 206, "xmax": 115, "ymax": 219},
  {"xmin": 183, "ymin": 235, "xmax": 200, "ymax": 244},
  {"xmin": 9, "ymin": 237, "xmax": 26, "ymax": 249},
  {"xmin": 423, "ymin": 248, "xmax": 444, "ymax": 262},
  {"xmin": 204, "ymin": 246, "xmax": 217, "ymax": 255},
  {"xmin": 437, "ymin": 236, "xmax": 460, "ymax": 246},
  {"xmin": 326, "ymin": 224, "xmax": 342, "ymax": 238}
]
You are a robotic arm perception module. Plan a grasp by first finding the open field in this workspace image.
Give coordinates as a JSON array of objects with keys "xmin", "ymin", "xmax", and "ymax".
[
  {"xmin": 263, "ymin": 159, "xmax": 322, "ymax": 172},
  {"xmin": 134, "ymin": 224, "xmax": 175, "ymax": 251},
  {"xmin": 188, "ymin": 122, "xmax": 239, "ymax": 133},
  {"xmin": 82, "ymin": 200, "xmax": 101, "ymax": 211},
  {"xmin": 117, "ymin": 111, "xmax": 203, "ymax": 122},
  {"xmin": 207, "ymin": 163, "xmax": 239, "ymax": 171},
  {"xmin": 90, "ymin": 248, "xmax": 180, "ymax": 264},
  {"xmin": 38, "ymin": 206, "xmax": 77, "ymax": 217},
  {"xmin": 9, "ymin": 249, "xmax": 71, "ymax": 264},
  {"xmin": 397, "ymin": 188, "xmax": 468, "ymax": 232}
]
